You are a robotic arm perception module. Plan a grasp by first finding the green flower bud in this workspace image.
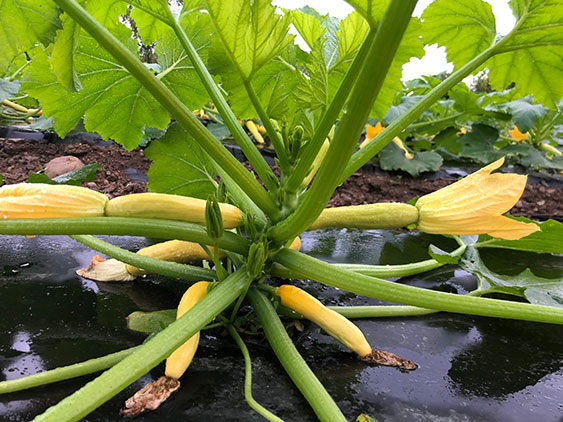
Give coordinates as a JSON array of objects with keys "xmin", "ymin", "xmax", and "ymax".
[{"xmin": 205, "ymin": 194, "xmax": 224, "ymax": 240}]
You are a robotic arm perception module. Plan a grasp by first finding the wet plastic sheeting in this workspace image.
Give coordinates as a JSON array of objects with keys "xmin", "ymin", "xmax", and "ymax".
[{"xmin": 0, "ymin": 230, "xmax": 562, "ymax": 421}]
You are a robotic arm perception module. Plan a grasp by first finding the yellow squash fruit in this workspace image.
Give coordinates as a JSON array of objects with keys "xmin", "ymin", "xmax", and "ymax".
[
  {"xmin": 0, "ymin": 183, "xmax": 108, "ymax": 219},
  {"xmin": 165, "ymin": 281, "xmax": 209, "ymax": 379},
  {"xmin": 276, "ymin": 285, "xmax": 416, "ymax": 370},
  {"xmin": 309, "ymin": 203, "xmax": 419, "ymax": 231},
  {"xmin": 276, "ymin": 284, "xmax": 372, "ymax": 356},
  {"xmin": 105, "ymin": 192, "xmax": 242, "ymax": 229}
]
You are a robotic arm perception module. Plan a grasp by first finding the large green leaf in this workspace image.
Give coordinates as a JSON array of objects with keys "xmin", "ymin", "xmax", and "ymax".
[
  {"xmin": 370, "ymin": 18, "xmax": 424, "ymax": 119},
  {"xmin": 155, "ymin": 12, "xmax": 212, "ymax": 111},
  {"xmin": 461, "ymin": 246, "xmax": 563, "ymax": 307},
  {"xmin": 0, "ymin": 0, "xmax": 61, "ymax": 73},
  {"xmin": 0, "ymin": 78, "xmax": 20, "ymax": 101},
  {"xmin": 205, "ymin": 0, "xmax": 293, "ymax": 81},
  {"xmin": 378, "ymin": 142, "xmax": 443, "ymax": 176},
  {"xmin": 145, "ymin": 122, "xmax": 217, "ymax": 199},
  {"xmin": 22, "ymin": 27, "xmax": 170, "ymax": 150},
  {"xmin": 488, "ymin": 0, "xmax": 563, "ymax": 109},
  {"xmin": 457, "ymin": 123, "xmax": 502, "ymax": 162},
  {"xmin": 477, "ymin": 218, "xmax": 563, "ymax": 255},
  {"xmin": 421, "ymin": 0, "xmax": 496, "ymax": 69},
  {"xmin": 344, "ymin": 0, "xmax": 388, "ymax": 26},
  {"xmin": 496, "ymin": 97, "xmax": 549, "ymax": 132},
  {"xmin": 51, "ymin": 13, "xmax": 82, "ymax": 92}
]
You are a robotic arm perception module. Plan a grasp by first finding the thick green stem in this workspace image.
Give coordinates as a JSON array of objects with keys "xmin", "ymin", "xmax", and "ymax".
[
  {"xmin": 70, "ymin": 235, "xmax": 217, "ymax": 281},
  {"xmin": 53, "ymin": 0, "xmax": 278, "ymax": 218},
  {"xmin": 328, "ymin": 306, "xmax": 435, "ymax": 318},
  {"xmin": 340, "ymin": 33, "xmax": 517, "ymax": 182},
  {"xmin": 269, "ymin": 0, "xmax": 418, "ymax": 242},
  {"xmin": 171, "ymin": 21, "xmax": 279, "ymax": 193},
  {"xmin": 226, "ymin": 324, "xmax": 284, "ymax": 422},
  {"xmin": 273, "ymin": 249, "xmax": 563, "ymax": 325},
  {"xmin": 33, "ymin": 268, "xmax": 249, "ymax": 422},
  {"xmin": 271, "ymin": 244, "xmax": 465, "ymax": 279},
  {"xmin": 286, "ymin": 29, "xmax": 377, "ymax": 192},
  {"xmin": 247, "ymin": 288, "xmax": 347, "ymax": 422},
  {"xmin": 0, "ymin": 217, "xmax": 249, "ymax": 255},
  {"xmin": 0, "ymin": 346, "xmax": 139, "ymax": 394},
  {"xmin": 243, "ymin": 79, "xmax": 291, "ymax": 173}
]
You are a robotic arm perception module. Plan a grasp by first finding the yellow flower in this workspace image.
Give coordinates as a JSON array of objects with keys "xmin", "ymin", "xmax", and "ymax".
[
  {"xmin": 0, "ymin": 183, "xmax": 108, "ymax": 219},
  {"xmin": 359, "ymin": 122, "xmax": 384, "ymax": 148},
  {"xmin": 415, "ymin": 157, "xmax": 539, "ymax": 240},
  {"xmin": 508, "ymin": 125, "xmax": 529, "ymax": 141}
]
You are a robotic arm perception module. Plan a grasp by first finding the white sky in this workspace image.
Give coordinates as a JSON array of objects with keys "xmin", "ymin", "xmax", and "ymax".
[{"xmin": 274, "ymin": 0, "xmax": 516, "ymax": 82}]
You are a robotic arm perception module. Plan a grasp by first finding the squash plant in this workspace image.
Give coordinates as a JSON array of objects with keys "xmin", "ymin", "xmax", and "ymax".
[{"xmin": 0, "ymin": 0, "xmax": 563, "ymax": 420}]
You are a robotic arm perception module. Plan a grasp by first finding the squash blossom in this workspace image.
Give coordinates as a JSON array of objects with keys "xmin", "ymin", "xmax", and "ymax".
[
  {"xmin": 508, "ymin": 125, "xmax": 529, "ymax": 141},
  {"xmin": 359, "ymin": 122, "xmax": 384, "ymax": 148},
  {"xmin": 276, "ymin": 285, "xmax": 416, "ymax": 370},
  {"xmin": 121, "ymin": 282, "xmax": 209, "ymax": 417},
  {"xmin": 0, "ymin": 183, "xmax": 108, "ymax": 219},
  {"xmin": 415, "ymin": 157, "xmax": 540, "ymax": 240},
  {"xmin": 360, "ymin": 123, "xmax": 413, "ymax": 159}
]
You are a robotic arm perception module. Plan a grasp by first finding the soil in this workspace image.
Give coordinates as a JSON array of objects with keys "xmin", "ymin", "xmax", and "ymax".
[{"xmin": 1, "ymin": 138, "xmax": 562, "ymax": 220}]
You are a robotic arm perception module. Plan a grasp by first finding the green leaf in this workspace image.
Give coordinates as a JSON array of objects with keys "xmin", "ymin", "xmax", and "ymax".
[
  {"xmin": 0, "ymin": 0, "xmax": 61, "ymax": 73},
  {"xmin": 434, "ymin": 127, "xmax": 462, "ymax": 154},
  {"xmin": 428, "ymin": 244, "xmax": 461, "ymax": 264},
  {"xmin": 0, "ymin": 78, "xmax": 20, "ymax": 101},
  {"xmin": 127, "ymin": 309, "xmax": 176, "ymax": 333},
  {"xmin": 496, "ymin": 96, "xmax": 549, "ymax": 132},
  {"xmin": 378, "ymin": 142, "xmax": 443, "ymax": 176},
  {"xmin": 421, "ymin": 0, "xmax": 496, "ymax": 69},
  {"xmin": 461, "ymin": 246, "xmax": 563, "ymax": 307},
  {"xmin": 205, "ymin": 0, "xmax": 293, "ymax": 80},
  {"xmin": 371, "ymin": 17, "xmax": 424, "ymax": 119},
  {"xmin": 457, "ymin": 123, "xmax": 502, "ymax": 162},
  {"xmin": 384, "ymin": 95, "xmax": 423, "ymax": 123},
  {"xmin": 488, "ymin": 0, "xmax": 563, "ymax": 109},
  {"xmin": 22, "ymin": 25, "xmax": 171, "ymax": 149},
  {"xmin": 344, "ymin": 0, "xmax": 387, "ymax": 26},
  {"xmin": 356, "ymin": 414, "xmax": 378, "ymax": 422},
  {"xmin": 207, "ymin": 121, "xmax": 232, "ymax": 141},
  {"xmin": 0, "ymin": 174, "xmax": 3, "ymax": 186},
  {"xmin": 27, "ymin": 162, "xmax": 101, "ymax": 185},
  {"xmin": 155, "ymin": 12, "xmax": 212, "ymax": 111},
  {"xmin": 477, "ymin": 218, "xmax": 563, "ymax": 255},
  {"xmin": 51, "ymin": 13, "xmax": 82, "ymax": 92},
  {"xmin": 145, "ymin": 122, "xmax": 217, "ymax": 199},
  {"xmin": 29, "ymin": 115, "xmax": 54, "ymax": 131},
  {"xmin": 519, "ymin": 146, "xmax": 563, "ymax": 169}
]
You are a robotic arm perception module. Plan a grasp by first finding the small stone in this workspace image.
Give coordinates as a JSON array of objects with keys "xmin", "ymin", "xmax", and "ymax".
[{"xmin": 44, "ymin": 156, "xmax": 85, "ymax": 178}]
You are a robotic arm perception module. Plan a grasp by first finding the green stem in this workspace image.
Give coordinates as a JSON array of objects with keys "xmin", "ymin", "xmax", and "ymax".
[
  {"xmin": 273, "ymin": 249, "xmax": 563, "ymax": 325},
  {"xmin": 0, "ymin": 217, "xmax": 249, "ymax": 255},
  {"xmin": 247, "ymin": 288, "xmax": 347, "ymax": 422},
  {"xmin": 70, "ymin": 235, "xmax": 217, "ymax": 281},
  {"xmin": 171, "ymin": 21, "xmax": 279, "ymax": 193},
  {"xmin": 340, "ymin": 29, "xmax": 518, "ymax": 182},
  {"xmin": 243, "ymin": 79, "xmax": 291, "ymax": 173},
  {"xmin": 405, "ymin": 112, "xmax": 465, "ymax": 132},
  {"xmin": 268, "ymin": 0, "xmax": 418, "ymax": 242},
  {"xmin": 53, "ymin": 0, "xmax": 278, "ymax": 218},
  {"xmin": 271, "ymin": 244, "xmax": 465, "ymax": 279},
  {"xmin": 285, "ymin": 29, "xmax": 377, "ymax": 192},
  {"xmin": 226, "ymin": 324, "xmax": 285, "ymax": 422},
  {"xmin": 0, "ymin": 346, "xmax": 139, "ymax": 394},
  {"xmin": 328, "ymin": 306, "xmax": 435, "ymax": 318},
  {"xmin": 33, "ymin": 268, "xmax": 249, "ymax": 422}
]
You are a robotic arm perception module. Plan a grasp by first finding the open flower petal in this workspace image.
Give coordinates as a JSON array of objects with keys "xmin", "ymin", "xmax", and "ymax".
[{"xmin": 416, "ymin": 157, "xmax": 540, "ymax": 239}]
